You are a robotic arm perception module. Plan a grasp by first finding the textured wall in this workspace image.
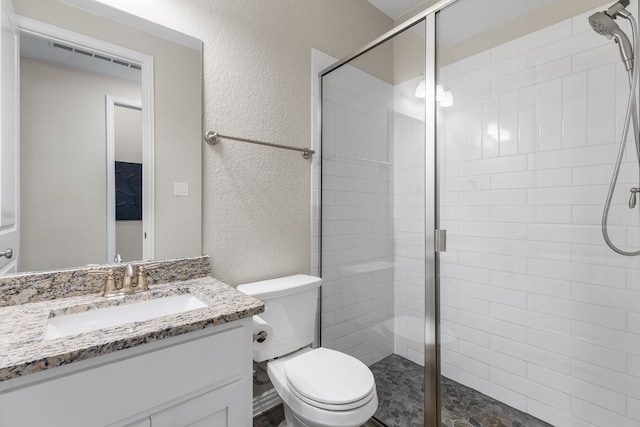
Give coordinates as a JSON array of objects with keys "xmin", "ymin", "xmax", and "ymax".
[{"xmin": 92, "ymin": 0, "xmax": 393, "ymax": 285}]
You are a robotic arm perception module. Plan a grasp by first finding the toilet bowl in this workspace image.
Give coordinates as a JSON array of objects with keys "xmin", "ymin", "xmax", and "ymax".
[
  {"xmin": 237, "ymin": 275, "xmax": 378, "ymax": 427},
  {"xmin": 268, "ymin": 348, "xmax": 377, "ymax": 427}
]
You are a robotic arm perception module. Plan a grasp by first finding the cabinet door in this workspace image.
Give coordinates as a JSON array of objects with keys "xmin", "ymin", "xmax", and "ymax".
[
  {"xmin": 123, "ymin": 418, "xmax": 151, "ymax": 427},
  {"xmin": 151, "ymin": 380, "xmax": 247, "ymax": 427}
]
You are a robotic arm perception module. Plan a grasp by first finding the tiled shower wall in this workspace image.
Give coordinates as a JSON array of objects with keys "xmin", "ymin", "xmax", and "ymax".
[
  {"xmin": 320, "ymin": 64, "xmax": 396, "ymax": 367},
  {"xmin": 438, "ymin": 6, "xmax": 640, "ymax": 427}
]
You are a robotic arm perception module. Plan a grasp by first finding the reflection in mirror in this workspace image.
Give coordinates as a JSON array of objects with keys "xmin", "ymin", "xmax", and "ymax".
[
  {"xmin": 4, "ymin": 0, "xmax": 204, "ymax": 275},
  {"xmin": 20, "ymin": 32, "xmax": 146, "ymax": 272}
]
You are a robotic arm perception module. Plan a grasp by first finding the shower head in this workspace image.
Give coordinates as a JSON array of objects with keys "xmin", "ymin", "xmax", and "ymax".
[{"xmin": 589, "ymin": 10, "xmax": 634, "ymax": 71}]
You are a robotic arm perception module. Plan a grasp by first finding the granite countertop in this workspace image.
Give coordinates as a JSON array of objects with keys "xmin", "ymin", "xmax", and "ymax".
[{"xmin": 0, "ymin": 276, "xmax": 264, "ymax": 382}]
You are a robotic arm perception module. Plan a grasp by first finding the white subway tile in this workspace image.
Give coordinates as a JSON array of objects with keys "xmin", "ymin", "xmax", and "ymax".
[
  {"xmin": 490, "ymin": 302, "xmax": 571, "ymax": 335},
  {"xmin": 491, "ymin": 205, "xmax": 572, "ymax": 225},
  {"xmin": 538, "ymin": 78, "xmax": 563, "ymax": 151},
  {"xmin": 518, "ymin": 85, "xmax": 538, "ymax": 154},
  {"xmin": 459, "ymin": 311, "xmax": 526, "ymax": 342},
  {"xmin": 461, "ymin": 54, "xmax": 528, "ymax": 88},
  {"xmin": 491, "ymin": 169, "xmax": 572, "ymax": 190},
  {"xmin": 482, "ymin": 96, "xmax": 500, "ymax": 159},
  {"xmin": 440, "ymin": 51, "xmax": 491, "ymax": 81},
  {"xmin": 490, "ymin": 270, "xmax": 571, "ymax": 298},
  {"xmin": 529, "ymin": 30, "xmax": 607, "ymax": 67},
  {"xmin": 572, "ymin": 282, "xmax": 640, "ymax": 312},
  {"xmin": 527, "ymin": 400, "xmax": 595, "ymax": 427},
  {"xmin": 528, "ymin": 363, "xmax": 626, "ymax": 414},
  {"xmin": 459, "ymin": 280, "xmax": 527, "ymax": 307},
  {"xmin": 529, "ymin": 328, "xmax": 626, "ymax": 371},
  {"xmin": 562, "ymin": 72, "xmax": 588, "ymax": 148},
  {"xmin": 587, "ymin": 65, "xmax": 616, "ymax": 146},
  {"xmin": 527, "ymin": 142, "xmax": 617, "ymax": 170},
  {"xmin": 628, "ymin": 397, "xmax": 640, "ymax": 422},
  {"xmin": 571, "ymin": 397, "xmax": 636, "ymax": 427},
  {"xmin": 629, "ymin": 354, "xmax": 640, "ymax": 378},
  {"xmin": 529, "ymin": 293, "xmax": 626, "ymax": 330},
  {"xmin": 465, "ymin": 100, "xmax": 483, "ymax": 161},
  {"xmin": 572, "ymin": 321, "xmax": 640, "ymax": 358},
  {"xmin": 442, "ymin": 348, "xmax": 490, "ymax": 379},
  {"xmin": 490, "ymin": 367, "xmax": 571, "ymax": 412},
  {"xmin": 490, "ymin": 335, "xmax": 570, "ymax": 374},
  {"xmin": 572, "ymin": 359, "xmax": 640, "ymax": 400},
  {"xmin": 528, "ymin": 223, "xmax": 626, "ymax": 247},
  {"xmin": 529, "ymin": 257, "xmax": 627, "ymax": 288},
  {"xmin": 492, "ymin": 238, "xmax": 571, "ymax": 262},
  {"xmin": 527, "ymin": 186, "xmax": 606, "ymax": 205},
  {"xmin": 441, "ymin": 320, "xmax": 490, "ymax": 347},
  {"xmin": 499, "ymin": 90, "xmax": 519, "ymax": 156},
  {"xmin": 459, "ymin": 341, "xmax": 526, "ymax": 377},
  {"xmin": 572, "ymin": 163, "xmax": 638, "ymax": 186},
  {"xmin": 458, "ymin": 371, "xmax": 527, "ymax": 413},
  {"xmin": 573, "ymin": 43, "xmax": 621, "ymax": 73},
  {"xmin": 441, "ymin": 291, "xmax": 489, "ymax": 315},
  {"xmin": 491, "ymin": 58, "xmax": 571, "ymax": 95},
  {"xmin": 440, "ymin": 263, "xmax": 491, "ymax": 284},
  {"xmin": 457, "ymin": 251, "xmax": 527, "ymax": 274},
  {"xmin": 447, "ymin": 235, "xmax": 491, "ymax": 252}
]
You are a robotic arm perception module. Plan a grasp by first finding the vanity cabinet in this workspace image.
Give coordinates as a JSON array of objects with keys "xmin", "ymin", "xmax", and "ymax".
[{"xmin": 0, "ymin": 319, "xmax": 253, "ymax": 427}]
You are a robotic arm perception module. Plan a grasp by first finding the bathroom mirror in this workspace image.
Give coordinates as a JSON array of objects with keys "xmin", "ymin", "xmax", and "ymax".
[{"xmin": 1, "ymin": 0, "xmax": 203, "ymax": 274}]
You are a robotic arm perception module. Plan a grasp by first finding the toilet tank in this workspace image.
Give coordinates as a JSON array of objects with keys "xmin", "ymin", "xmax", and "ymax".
[{"xmin": 237, "ymin": 275, "xmax": 321, "ymax": 362}]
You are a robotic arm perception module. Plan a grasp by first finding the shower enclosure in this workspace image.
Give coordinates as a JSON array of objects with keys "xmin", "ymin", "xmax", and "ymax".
[{"xmin": 319, "ymin": 0, "xmax": 640, "ymax": 426}]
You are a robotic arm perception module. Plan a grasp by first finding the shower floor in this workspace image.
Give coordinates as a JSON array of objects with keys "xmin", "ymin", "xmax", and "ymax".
[
  {"xmin": 253, "ymin": 354, "xmax": 552, "ymax": 427},
  {"xmin": 371, "ymin": 354, "xmax": 553, "ymax": 427}
]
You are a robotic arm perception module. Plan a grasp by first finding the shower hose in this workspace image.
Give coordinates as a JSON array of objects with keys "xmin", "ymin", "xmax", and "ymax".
[{"xmin": 602, "ymin": 14, "xmax": 640, "ymax": 256}]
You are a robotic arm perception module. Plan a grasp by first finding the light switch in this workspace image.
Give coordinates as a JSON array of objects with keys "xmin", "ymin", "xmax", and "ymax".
[{"xmin": 174, "ymin": 182, "xmax": 189, "ymax": 196}]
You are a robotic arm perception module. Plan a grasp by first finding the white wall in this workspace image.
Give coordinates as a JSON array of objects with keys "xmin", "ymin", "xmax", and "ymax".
[{"xmin": 438, "ymin": 5, "xmax": 640, "ymax": 426}]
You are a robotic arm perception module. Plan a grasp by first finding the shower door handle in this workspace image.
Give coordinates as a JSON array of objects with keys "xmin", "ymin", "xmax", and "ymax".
[{"xmin": 435, "ymin": 229, "xmax": 447, "ymax": 253}]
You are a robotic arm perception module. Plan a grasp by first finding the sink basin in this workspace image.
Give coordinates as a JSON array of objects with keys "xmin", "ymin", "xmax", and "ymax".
[{"xmin": 44, "ymin": 294, "xmax": 207, "ymax": 340}]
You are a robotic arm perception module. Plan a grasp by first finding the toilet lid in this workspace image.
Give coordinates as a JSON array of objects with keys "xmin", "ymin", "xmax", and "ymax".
[{"xmin": 284, "ymin": 348, "xmax": 375, "ymax": 406}]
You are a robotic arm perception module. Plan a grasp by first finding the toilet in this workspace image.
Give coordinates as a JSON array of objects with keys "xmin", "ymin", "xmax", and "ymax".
[{"xmin": 237, "ymin": 275, "xmax": 378, "ymax": 427}]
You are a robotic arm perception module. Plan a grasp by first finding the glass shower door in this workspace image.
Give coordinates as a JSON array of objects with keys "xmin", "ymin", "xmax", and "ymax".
[{"xmin": 320, "ymin": 21, "xmax": 430, "ymax": 427}]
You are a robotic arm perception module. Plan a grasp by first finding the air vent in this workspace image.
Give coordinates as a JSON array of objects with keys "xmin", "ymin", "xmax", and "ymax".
[{"xmin": 52, "ymin": 42, "xmax": 140, "ymax": 70}]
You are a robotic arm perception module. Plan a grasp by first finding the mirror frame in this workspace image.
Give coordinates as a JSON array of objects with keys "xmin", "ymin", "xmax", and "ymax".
[{"xmin": 18, "ymin": 15, "xmax": 155, "ymax": 262}]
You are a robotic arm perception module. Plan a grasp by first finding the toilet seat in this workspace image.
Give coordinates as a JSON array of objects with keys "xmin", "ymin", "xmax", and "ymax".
[
  {"xmin": 284, "ymin": 348, "xmax": 375, "ymax": 411},
  {"xmin": 268, "ymin": 348, "xmax": 379, "ymax": 427}
]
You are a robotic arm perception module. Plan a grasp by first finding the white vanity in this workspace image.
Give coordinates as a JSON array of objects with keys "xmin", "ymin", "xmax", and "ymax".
[{"xmin": 0, "ymin": 257, "xmax": 264, "ymax": 427}]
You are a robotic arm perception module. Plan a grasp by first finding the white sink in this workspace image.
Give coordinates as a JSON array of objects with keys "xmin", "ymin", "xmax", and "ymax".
[{"xmin": 44, "ymin": 294, "xmax": 207, "ymax": 340}]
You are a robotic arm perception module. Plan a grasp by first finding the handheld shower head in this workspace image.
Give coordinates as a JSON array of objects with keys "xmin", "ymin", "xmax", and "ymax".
[{"xmin": 589, "ymin": 10, "xmax": 634, "ymax": 70}]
